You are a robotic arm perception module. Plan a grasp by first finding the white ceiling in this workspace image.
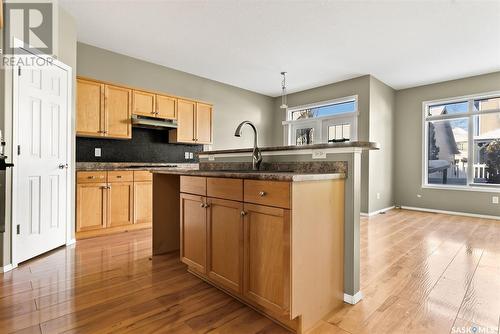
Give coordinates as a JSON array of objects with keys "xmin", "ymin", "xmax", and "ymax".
[{"xmin": 60, "ymin": 0, "xmax": 500, "ymax": 97}]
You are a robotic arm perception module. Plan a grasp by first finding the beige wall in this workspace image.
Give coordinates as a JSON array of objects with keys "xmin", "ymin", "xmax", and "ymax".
[
  {"xmin": 76, "ymin": 43, "xmax": 276, "ymax": 150},
  {"xmin": 368, "ymin": 77, "xmax": 395, "ymax": 213},
  {"xmin": 272, "ymin": 75, "xmax": 372, "ymax": 212},
  {"xmin": 394, "ymin": 71, "xmax": 500, "ymax": 216}
]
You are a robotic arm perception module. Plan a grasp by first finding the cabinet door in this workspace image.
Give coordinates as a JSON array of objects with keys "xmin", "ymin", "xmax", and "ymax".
[
  {"xmin": 108, "ymin": 182, "xmax": 134, "ymax": 227},
  {"xmin": 134, "ymin": 181, "xmax": 152, "ymax": 224},
  {"xmin": 156, "ymin": 94, "xmax": 177, "ymax": 120},
  {"xmin": 76, "ymin": 183, "xmax": 107, "ymax": 232},
  {"xmin": 196, "ymin": 103, "xmax": 213, "ymax": 144},
  {"xmin": 176, "ymin": 99, "xmax": 196, "ymax": 143},
  {"xmin": 105, "ymin": 85, "xmax": 132, "ymax": 139},
  {"xmin": 77, "ymin": 79, "xmax": 104, "ymax": 137},
  {"xmin": 180, "ymin": 193, "xmax": 207, "ymax": 273},
  {"xmin": 207, "ymin": 198, "xmax": 243, "ymax": 293},
  {"xmin": 132, "ymin": 90, "xmax": 156, "ymax": 117},
  {"xmin": 243, "ymin": 203, "xmax": 290, "ymax": 315}
]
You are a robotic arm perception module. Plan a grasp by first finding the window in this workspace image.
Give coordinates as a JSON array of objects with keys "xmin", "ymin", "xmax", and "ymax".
[
  {"xmin": 424, "ymin": 93, "xmax": 500, "ymax": 188},
  {"xmin": 282, "ymin": 96, "xmax": 358, "ymax": 146}
]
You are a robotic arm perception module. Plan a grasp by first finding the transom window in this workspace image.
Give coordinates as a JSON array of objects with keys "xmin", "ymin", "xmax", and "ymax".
[
  {"xmin": 282, "ymin": 96, "xmax": 358, "ymax": 146},
  {"xmin": 423, "ymin": 93, "xmax": 500, "ymax": 189}
]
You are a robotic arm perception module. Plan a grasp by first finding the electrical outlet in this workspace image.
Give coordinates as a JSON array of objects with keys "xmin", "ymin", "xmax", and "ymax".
[
  {"xmin": 376, "ymin": 193, "xmax": 381, "ymax": 200},
  {"xmin": 417, "ymin": 194, "xmax": 422, "ymax": 198},
  {"xmin": 94, "ymin": 148, "xmax": 101, "ymax": 157},
  {"xmin": 189, "ymin": 152, "xmax": 194, "ymax": 159},
  {"xmin": 208, "ymin": 155, "xmax": 215, "ymax": 161},
  {"xmin": 493, "ymin": 196, "xmax": 499, "ymax": 204},
  {"xmin": 184, "ymin": 152, "xmax": 190, "ymax": 159}
]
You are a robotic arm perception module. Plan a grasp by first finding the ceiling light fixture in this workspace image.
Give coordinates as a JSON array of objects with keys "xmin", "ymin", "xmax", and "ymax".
[{"xmin": 280, "ymin": 71, "xmax": 288, "ymax": 109}]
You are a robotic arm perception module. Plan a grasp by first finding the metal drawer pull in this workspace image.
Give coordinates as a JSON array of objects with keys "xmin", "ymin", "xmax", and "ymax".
[
  {"xmin": 116, "ymin": 175, "xmax": 122, "ymax": 178},
  {"xmin": 88, "ymin": 176, "xmax": 95, "ymax": 179},
  {"xmin": 258, "ymin": 191, "xmax": 266, "ymax": 197},
  {"xmin": 240, "ymin": 211, "xmax": 247, "ymax": 217}
]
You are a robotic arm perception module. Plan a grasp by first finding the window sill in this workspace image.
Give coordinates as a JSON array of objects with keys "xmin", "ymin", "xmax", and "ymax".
[{"xmin": 422, "ymin": 184, "xmax": 500, "ymax": 193}]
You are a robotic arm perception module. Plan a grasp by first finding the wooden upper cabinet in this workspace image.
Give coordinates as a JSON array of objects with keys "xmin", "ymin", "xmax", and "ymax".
[
  {"xmin": 196, "ymin": 103, "xmax": 213, "ymax": 144},
  {"xmin": 104, "ymin": 85, "xmax": 132, "ymax": 139},
  {"xmin": 77, "ymin": 79, "xmax": 104, "ymax": 137},
  {"xmin": 156, "ymin": 95, "xmax": 177, "ymax": 120},
  {"xmin": 180, "ymin": 193, "xmax": 207, "ymax": 274},
  {"xmin": 76, "ymin": 182, "xmax": 107, "ymax": 232},
  {"xmin": 243, "ymin": 203, "xmax": 290, "ymax": 315},
  {"xmin": 175, "ymin": 99, "xmax": 196, "ymax": 143},
  {"xmin": 132, "ymin": 90, "xmax": 156, "ymax": 117},
  {"xmin": 207, "ymin": 198, "xmax": 243, "ymax": 293}
]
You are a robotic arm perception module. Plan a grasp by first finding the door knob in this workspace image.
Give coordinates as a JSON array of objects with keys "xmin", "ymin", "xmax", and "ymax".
[{"xmin": 58, "ymin": 163, "xmax": 68, "ymax": 169}]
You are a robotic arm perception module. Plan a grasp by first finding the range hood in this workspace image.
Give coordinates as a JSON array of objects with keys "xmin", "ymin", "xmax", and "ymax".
[{"xmin": 131, "ymin": 115, "xmax": 178, "ymax": 130}]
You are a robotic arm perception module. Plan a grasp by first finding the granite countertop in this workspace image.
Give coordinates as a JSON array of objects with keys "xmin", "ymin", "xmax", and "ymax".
[
  {"xmin": 151, "ymin": 169, "xmax": 345, "ymax": 182},
  {"xmin": 198, "ymin": 141, "xmax": 379, "ymax": 156},
  {"xmin": 76, "ymin": 162, "xmax": 199, "ymax": 171}
]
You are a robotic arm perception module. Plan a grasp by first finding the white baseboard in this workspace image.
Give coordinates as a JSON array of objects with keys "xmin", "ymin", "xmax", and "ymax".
[
  {"xmin": 400, "ymin": 206, "xmax": 500, "ymax": 220},
  {"xmin": 360, "ymin": 206, "xmax": 395, "ymax": 217},
  {"xmin": 66, "ymin": 238, "xmax": 76, "ymax": 246},
  {"xmin": 1, "ymin": 264, "xmax": 15, "ymax": 273},
  {"xmin": 344, "ymin": 291, "xmax": 363, "ymax": 304}
]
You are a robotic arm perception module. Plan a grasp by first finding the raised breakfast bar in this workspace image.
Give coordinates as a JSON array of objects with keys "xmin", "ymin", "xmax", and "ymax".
[{"xmin": 151, "ymin": 141, "xmax": 378, "ymax": 333}]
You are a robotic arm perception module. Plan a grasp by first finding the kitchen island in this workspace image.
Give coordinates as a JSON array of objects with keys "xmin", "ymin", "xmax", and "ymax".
[{"xmin": 152, "ymin": 169, "xmax": 345, "ymax": 333}]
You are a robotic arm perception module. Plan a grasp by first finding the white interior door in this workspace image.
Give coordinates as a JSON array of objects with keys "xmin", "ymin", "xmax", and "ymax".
[{"xmin": 14, "ymin": 61, "xmax": 70, "ymax": 263}]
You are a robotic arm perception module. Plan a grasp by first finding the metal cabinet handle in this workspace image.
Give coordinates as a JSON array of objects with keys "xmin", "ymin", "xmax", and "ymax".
[
  {"xmin": 200, "ymin": 203, "xmax": 205, "ymax": 208},
  {"xmin": 258, "ymin": 191, "xmax": 266, "ymax": 197},
  {"xmin": 240, "ymin": 211, "xmax": 247, "ymax": 216}
]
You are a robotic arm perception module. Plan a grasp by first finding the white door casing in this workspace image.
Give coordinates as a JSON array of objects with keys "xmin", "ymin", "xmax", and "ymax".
[{"xmin": 12, "ymin": 56, "xmax": 72, "ymax": 264}]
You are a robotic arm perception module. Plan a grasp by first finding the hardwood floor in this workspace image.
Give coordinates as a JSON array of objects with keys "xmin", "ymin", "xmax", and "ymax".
[{"xmin": 1, "ymin": 209, "xmax": 499, "ymax": 334}]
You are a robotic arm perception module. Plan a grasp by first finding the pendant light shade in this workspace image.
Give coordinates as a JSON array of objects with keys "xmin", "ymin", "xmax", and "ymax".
[{"xmin": 280, "ymin": 71, "xmax": 288, "ymax": 109}]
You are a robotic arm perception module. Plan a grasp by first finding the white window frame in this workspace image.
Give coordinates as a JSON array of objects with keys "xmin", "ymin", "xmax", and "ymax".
[
  {"xmin": 282, "ymin": 95, "xmax": 358, "ymax": 146},
  {"xmin": 422, "ymin": 91, "xmax": 500, "ymax": 193}
]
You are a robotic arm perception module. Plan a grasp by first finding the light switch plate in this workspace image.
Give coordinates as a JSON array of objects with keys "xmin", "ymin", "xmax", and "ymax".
[
  {"xmin": 493, "ymin": 196, "xmax": 499, "ymax": 204},
  {"xmin": 94, "ymin": 148, "xmax": 101, "ymax": 157},
  {"xmin": 184, "ymin": 152, "xmax": 190, "ymax": 159}
]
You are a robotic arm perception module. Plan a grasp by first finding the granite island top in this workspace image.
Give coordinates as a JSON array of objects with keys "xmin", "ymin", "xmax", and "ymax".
[
  {"xmin": 76, "ymin": 162, "xmax": 199, "ymax": 171},
  {"xmin": 151, "ymin": 169, "xmax": 345, "ymax": 182},
  {"xmin": 199, "ymin": 141, "xmax": 379, "ymax": 156}
]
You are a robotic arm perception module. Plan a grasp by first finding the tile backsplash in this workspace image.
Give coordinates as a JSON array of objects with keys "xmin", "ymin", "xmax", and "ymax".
[{"xmin": 76, "ymin": 128, "xmax": 203, "ymax": 162}]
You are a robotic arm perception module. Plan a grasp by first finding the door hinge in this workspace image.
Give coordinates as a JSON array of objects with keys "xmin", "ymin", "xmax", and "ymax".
[
  {"xmin": 17, "ymin": 145, "xmax": 21, "ymax": 155},
  {"xmin": 16, "ymin": 225, "xmax": 20, "ymax": 235},
  {"xmin": 18, "ymin": 67, "xmax": 21, "ymax": 76}
]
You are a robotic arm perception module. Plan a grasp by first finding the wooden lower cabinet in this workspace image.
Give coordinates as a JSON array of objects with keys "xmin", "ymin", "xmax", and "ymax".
[
  {"xmin": 243, "ymin": 203, "xmax": 290, "ymax": 315},
  {"xmin": 107, "ymin": 181, "xmax": 134, "ymax": 227},
  {"xmin": 76, "ymin": 182, "xmax": 107, "ymax": 232},
  {"xmin": 207, "ymin": 198, "xmax": 243, "ymax": 293},
  {"xmin": 134, "ymin": 181, "xmax": 152, "ymax": 224},
  {"xmin": 76, "ymin": 170, "xmax": 152, "ymax": 239},
  {"xmin": 180, "ymin": 193, "xmax": 207, "ymax": 273}
]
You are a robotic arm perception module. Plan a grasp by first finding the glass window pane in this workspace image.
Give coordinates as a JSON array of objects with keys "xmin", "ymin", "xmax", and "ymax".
[
  {"xmin": 343, "ymin": 124, "xmax": 351, "ymax": 139},
  {"xmin": 427, "ymin": 118, "xmax": 468, "ymax": 185},
  {"xmin": 328, "ymin": 123, "xmax": 351, "ymax": 142},
  {"xmin": 428, "ymin": 101, "xmax": 468, "ymax": 116},
  {"xmin": 291, "ymin": 100, "xmax": 355, "ymax": 120},
  {"xmin": 473, "ymin": 113, "xmax": 500, "ymax": 184},
  {"xmin": 296, "ymin": 128, "xmax": 314, "ymax": 146},
  {"xmin": 474, "ymin": 96, "xmax": 500, "ymax": 112}
]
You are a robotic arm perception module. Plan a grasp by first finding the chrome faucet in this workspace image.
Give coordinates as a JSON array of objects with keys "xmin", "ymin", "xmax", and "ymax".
[{"xmin": 234, "ymin": 121, "xmax": 262, "ymax": 171}]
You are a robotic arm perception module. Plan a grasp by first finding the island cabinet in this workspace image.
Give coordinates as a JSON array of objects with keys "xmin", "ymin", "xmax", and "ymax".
[
  {"xmin": 177, "ymin": 175, "xmax": 345, "ymax": 333},
  {"xmin": 76, "ymin": 170, "xmax": 152, "ymax": 239}
]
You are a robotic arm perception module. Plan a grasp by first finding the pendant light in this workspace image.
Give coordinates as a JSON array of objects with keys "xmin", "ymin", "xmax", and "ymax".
[{"xmin": 280, "ymin": 71, "xmax": 288, "ymax": 109}]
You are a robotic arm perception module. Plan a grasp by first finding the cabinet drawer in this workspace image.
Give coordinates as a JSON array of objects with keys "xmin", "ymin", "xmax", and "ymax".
[
  {"xmin": 77, "ymin": 171, "xmax": 107, "ymax": 183},
  {"xmin": 180, "ymin": 176, "xmax": 206, "ymax": 196},
  {"xmin": 207, "ymin": 177, "xmax": 243, "ymax": 201},
  {"xmin": 108, "ymin": 170, "xmax": 133, "ymax": 183},
  {"xmin": 244, "ymin": 180, "xmax": 291, "ymax": 209},
  {"xmin": 134, "ymin": 170, "xmax": 153, "ymax": 182}
]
